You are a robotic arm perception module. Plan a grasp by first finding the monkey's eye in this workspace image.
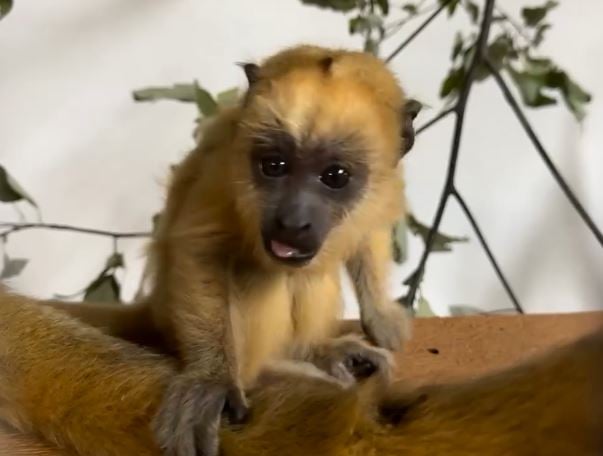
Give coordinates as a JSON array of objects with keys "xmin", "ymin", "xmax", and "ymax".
[
  {"xmin": 260, "ymin": 156, "xmax": 288, "ymax": 178},
  {"xmin": 320, "ymin": 165, "xmax": 350, "ymax": 189}
]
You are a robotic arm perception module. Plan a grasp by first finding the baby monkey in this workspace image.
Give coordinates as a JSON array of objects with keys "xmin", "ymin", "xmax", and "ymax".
[{"xmin": 47, "ymin": 45, "xmax": 421, "ymax": 456}]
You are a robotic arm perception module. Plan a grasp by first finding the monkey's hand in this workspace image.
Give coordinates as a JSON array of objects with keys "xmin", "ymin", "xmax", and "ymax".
[
  {"xmin": 153, "ymin": 372, "xmax": 249, "ymax": 456},
  {"xmin": 362, "ymin": 301, "xmax": 411, "ymax": 352},
  {"xmin": 312, "ymin": 334, "xmax": 393, "ymax": 386}
]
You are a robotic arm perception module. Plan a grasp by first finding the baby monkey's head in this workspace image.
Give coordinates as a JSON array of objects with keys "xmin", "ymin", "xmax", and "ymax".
[{"xmin": 233, "ymin": 45, "xmax": 419, "ymax": 268}]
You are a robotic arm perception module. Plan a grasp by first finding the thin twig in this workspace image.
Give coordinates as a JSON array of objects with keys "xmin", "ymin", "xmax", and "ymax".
[
  {"xmin": 486, "ymin": 60, "xmax": 603, "ymax": 247},
  {"xmin": 403, "ymin": 0, "xmax": 497, "ymax": 307},
  {"xmin": 385, "ymin": 0, "xmax": 450, "ymax": 63},
  {"xmin": 483, "ymin": 307, "xmax": 522, "ymax": 314},
  {"xmin": 451, "ymin": 187, "xmax": 524, "ymax": 314},
  {"xmin": 416, "ymin": 107, "xmax": 455, "ymax": 135},
  {"xmin": 383, "ymin": 0, "xmax": 436, "ymax": 40},
  {"xmin": 0, "ymin": 222, "xmax": 150, "ymax": 239}
]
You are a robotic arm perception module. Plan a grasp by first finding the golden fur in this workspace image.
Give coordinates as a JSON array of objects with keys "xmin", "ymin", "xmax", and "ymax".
[
  {"xmin": 21, "ymin": 45, "xmax": 414, "ymax": 454},
  {"xmin": 1, "ymin": 289, "xmax": 602, "ymax": 456},
  {"xmin": 145, "ymin": 44, "xmax": 410, "ymax": 388}
]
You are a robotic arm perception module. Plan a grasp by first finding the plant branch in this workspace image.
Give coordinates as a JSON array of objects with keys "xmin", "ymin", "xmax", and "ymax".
[
  {"xmin": 451, "ymin": 187, "xmax": 524, "ymax": 313},
  {"xmin": 385, "ymin": 0, "xmax": 450, "ymax": 63},
  {"xmin": 0, "ymin": 222, "xmax": 150, "ymax": 239},
  {"xmin": 383, "ymin": 0, "xmax": 437, "ymax": 40},
  {"xmin": 402, "ymin": 0, "xmax": 497, "ymax": 307},
  {"xmin": 416, "ymin": 107, "xmax": 455, "ymax": 135},
  {"xmin": 486, "ymin": 60, "xmax": 603, "ymax": 247}
]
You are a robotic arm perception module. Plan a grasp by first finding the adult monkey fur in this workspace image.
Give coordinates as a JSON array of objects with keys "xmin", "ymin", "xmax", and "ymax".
[
  {"xmin": 40, "ymin": 45, "xmax": 422, "ymax": 455},
  {"xmin": 1, "ymin": 290, "xmax": 603, "ymax": 456}
]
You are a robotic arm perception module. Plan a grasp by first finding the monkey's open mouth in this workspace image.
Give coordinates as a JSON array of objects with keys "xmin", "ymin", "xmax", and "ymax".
[{"xmin": 265, "ymin": 239, "xmax": 317, "ymax": 265}]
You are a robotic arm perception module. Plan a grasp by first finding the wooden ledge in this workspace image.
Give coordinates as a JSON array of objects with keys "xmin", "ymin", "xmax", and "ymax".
[{"xmin": 392, "ymin": 310, "xmax": 603, "ymax": 386}]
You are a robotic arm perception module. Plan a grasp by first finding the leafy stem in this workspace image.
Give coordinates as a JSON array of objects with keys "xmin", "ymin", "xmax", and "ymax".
[{"xmin": 0, "ymin": 222, "xmax": 150, "ymax": 240}]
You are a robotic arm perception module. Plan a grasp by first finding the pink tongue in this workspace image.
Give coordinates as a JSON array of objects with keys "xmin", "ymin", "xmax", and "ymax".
[{"xmin": 270, "ymin": 240, "xmax": 300, "ymax": 258}]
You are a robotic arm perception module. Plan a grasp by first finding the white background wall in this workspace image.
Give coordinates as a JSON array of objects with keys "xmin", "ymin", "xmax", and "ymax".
[{"xmin": 0, "ymin": 0, "xmax": 601, "ymax": 317}]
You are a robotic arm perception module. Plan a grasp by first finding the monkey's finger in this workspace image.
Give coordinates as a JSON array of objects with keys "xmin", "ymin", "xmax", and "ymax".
[
  {"xmin": 193, "ymin": 385, "xmax": 227, "ymax": 456},
  {"xmin": 345, "ymin": 346, "xmax": 393, "ymax": 382},
  {"xmin": 344, "ymin": 355, "xmax": 378, "ymax": 379},
  {"xmin": 329, "ymin": 360, "xmax": 357, "ymax": 386},
  {"xmin": 225, "ymin": 387, "xmax": 250, "ymax": 424},
  {"xmin": 153, "ymin": 377, "xmax": 198, "ymax": 456}
]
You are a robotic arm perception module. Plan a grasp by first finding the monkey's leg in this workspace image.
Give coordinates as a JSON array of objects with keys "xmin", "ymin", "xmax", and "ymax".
[
  {"xmin": 347, "ymin": 227, "xmax": 411, "ymax": 351},
  {"xmin": 0, "ymin": 289, "xmax": 170, "ymax": 456},
  {"xmin": 299, "ymin": 334, "xmax": 394, "ymax": 386}
]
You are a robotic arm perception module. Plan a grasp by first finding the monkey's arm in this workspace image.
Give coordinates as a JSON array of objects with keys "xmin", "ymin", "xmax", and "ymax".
[
  {"xmin": 149, "ymin": 253, "xmax": 248, "ymax": 456},
  {"xmin": 2, "ymin": 288, "xmax": 602, "ymax": 456},
  {"xmin": 346, "ymin": 227, "xmax": 410, "ymax": 350},
  {"xmin": 39, "ymin": 299, "xmax": 164, "ymax": 348}
]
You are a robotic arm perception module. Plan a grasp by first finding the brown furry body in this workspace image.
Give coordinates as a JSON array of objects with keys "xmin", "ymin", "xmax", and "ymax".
[
  {"xmin": 1, "ymin": 289, "xmax": 602, "ymax": 456},
  {"xmin": 145, "ymin": 45, "xmax": 409, "ymax": 387},
  {"xmin": 142, "ymin": 46, "xmax": 412, "ymax": 454},
  {"xmin": 37, "ymin": 45, "xmax": 413, "ymax": 454}
]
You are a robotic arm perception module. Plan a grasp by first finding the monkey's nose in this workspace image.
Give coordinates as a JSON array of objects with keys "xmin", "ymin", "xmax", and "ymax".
[{"xmin": 276, "ymin": 214, "xmax": 312, "ymax": 235}]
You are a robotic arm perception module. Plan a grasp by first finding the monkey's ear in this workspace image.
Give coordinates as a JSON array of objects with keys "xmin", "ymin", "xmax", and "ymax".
[
  {"xmin": 318, "ymin": 56, "xmax": 334, "ymax": 74},
  {"xmin": 239, "ymin": 62, "xmax": 260, "ymax": 86},
  {"xmin": 401, "ymin": 99, "xmax": 422, "ymax": 158}
]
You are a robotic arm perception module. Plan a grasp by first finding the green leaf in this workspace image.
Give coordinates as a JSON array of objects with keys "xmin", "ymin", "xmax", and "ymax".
[
  {"xmin": 532, "ymin": 23, "xmax": 551, "ymax": 47},
  {"xmin": 0, "ymin": 165, "xmax": 38, "ymax": 207},
  {"xmin": 392, "ymin": 218, "xmax": 408, "ymax": 264},
  {"xmin": 521, "ymin": 1, "xmax": 558, "ymax": 27},
  {"xmin": 439, "ymin": 0, "xmax": 460, "ymax": 16},
  {"xmin": 349, "ymin": 15, "xmax": 370, "ymax": 34},
  {"xmin": 507, "ymin": 66, "xmax": 557, "ymax": 108},
  {"xmin": 105, "ymin": 252, "xmax": 124, "ymax": 269},
  {"xmin": 1, "ymin": 253, "xmax": 28, "ymax": 279},
  {"xmin": 544, "ymin": 69, "xmax": 592, "ymax": 121},
  {"xmin": 524, "ymin": 56, "xmax": 553, "ymax": 75},
  {"xmin": 439, "ymin": 66, "xmax": 465, "ymax": 98},
  {"xmin": 401, "ymin": 3, "xmax": 417, "ymax": 15},
  {"xmin": 84, "ymin": 274, "xmax": 121, "ymax": 303},
  {"xmin": 449, "ymin": 305, "xmax": 482, "ymax": 316},
  {"xmin": 508, "ymin": 59, "xmax": 591, "ymax": 121},
  {"xmin": 407, "ymin": 214, "xmax": 469, "ymax": 252},
  {"xmin": 132, "ymin": 84, "xmax": 197, "ymax": 103},
  {"xmin": 216, "ymin": 87, "xmax": 240, "ymax": 108},
  {"xmin": 416, "ymin": 295, "xmax": 436, "ymax": 317},
  {"xmin": 464, "ymin": 0, "xmax": 479, "ymax": 24},
  {"xmin": 351, "ymin": 13, "xmax": 383, "ymax": 35},
  {"xmin": 484, "ymin": 34, "xmax": 517, "ymax": 76},
  {"xmin": 300, "ymin": 0, "xmax": 358, "ymax": 12},
  {"xmin": 193, "ymin": 81, "xmax": 218, "ymax": 117},
  {"xmin": 467, "ymin": 35, "xmax": 517, "ymax": 83},
  {"xmin": 0, "ymin": 0, "xmax": 12, "ymax": 20},
  {"xmin": 451, "ymin": 32, "xmax": 464, "ymax": 61},
  {"xmin": 376, "ymin": 0, "xmax": 389, "ymax": 15},
  {"xmin": 364, "ymin": 37, "xmax": 380, "ymax": 56}
]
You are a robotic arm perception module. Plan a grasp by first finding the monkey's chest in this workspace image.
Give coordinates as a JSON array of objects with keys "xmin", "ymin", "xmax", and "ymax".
[{"xmin": 228, "ymin": 271, "xmax": 343, "ymax": 385}]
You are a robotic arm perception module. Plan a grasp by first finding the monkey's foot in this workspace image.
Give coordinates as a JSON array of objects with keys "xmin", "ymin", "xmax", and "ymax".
[
  {"xmin": 313, "ymin": 334, "xmax": 394, "ymax": 386},
  {"xmin": 153, "ymin": 373, "xmax": 248, "ymax": 456},
  {"xmin": 362, "ymin": 302, "xmax": 411, "ymax": 352}
]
